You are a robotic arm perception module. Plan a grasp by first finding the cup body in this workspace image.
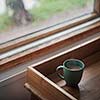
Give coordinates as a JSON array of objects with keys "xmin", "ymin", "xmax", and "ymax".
[{"xmin": 57, "ymin": 59, "xmax": 85, "ymax": 86}]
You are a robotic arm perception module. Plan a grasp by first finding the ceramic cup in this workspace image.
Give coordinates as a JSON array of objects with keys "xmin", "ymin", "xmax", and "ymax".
[{"xmin": 56, "ymin": 59, "xmax": 85, "ymax": 86}]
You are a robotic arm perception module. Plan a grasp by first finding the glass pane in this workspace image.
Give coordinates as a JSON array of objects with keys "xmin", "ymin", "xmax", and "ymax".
[{"xmin": 0, "ymin": 0, "xmax": 94, "ymax": 44}]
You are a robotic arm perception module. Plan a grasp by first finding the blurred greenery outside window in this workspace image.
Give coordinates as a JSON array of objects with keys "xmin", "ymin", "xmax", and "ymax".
[{"xmin": 0, "ymin": 0, "xmax": 94, "ymax": 33}]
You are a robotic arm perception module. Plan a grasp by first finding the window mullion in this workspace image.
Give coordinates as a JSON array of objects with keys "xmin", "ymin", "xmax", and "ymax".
[{"xmin": 94, "ymin": 0, "xmax": 100, "ymax": 15}]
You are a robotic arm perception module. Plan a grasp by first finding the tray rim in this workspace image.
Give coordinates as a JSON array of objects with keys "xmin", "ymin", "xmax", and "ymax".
[{"xmin": 26, "ymin": 66, "xmax": 77, "ymax": 100}]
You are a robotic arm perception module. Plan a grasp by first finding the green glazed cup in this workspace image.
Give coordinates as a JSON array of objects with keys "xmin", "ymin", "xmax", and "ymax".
[{"xmin": 56, "ymin": 59, "xmax": 85, "ymax": 86}]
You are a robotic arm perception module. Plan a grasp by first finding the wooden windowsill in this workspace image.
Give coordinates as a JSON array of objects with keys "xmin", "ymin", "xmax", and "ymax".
[
  {"xmin": 0, "ymin": 17, "xmax": 100, "ymax": 72},
  {"xmin": 0, "ymin": 31, "xmax": 99, "ymax": 85},
  {"xmin": 0, "ymin": 28, "xmax": 100, "ymax": 93}
]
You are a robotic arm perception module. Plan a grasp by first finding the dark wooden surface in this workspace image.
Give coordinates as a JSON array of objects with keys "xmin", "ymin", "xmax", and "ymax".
[
  {"xmin": 48, "ymin": 61, "xmax": 100, "ymax": 100},
  {"xmin": 0, "ymin": 77, "xmax": 31, "ymax": 100},
  {"xmin": 25, "ymin": 35, "xmax": 100, "ymax": 100},
  {"xmin": 25, "ymin": 47, "xmax": 100, "ymax": 100}
]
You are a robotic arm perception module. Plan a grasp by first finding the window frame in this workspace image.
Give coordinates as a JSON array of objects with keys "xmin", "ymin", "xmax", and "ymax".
[
  {"xmin": 0, "ymin": 0, "xmax": 100, "ymax": 71},
  {"xmin": 94, "ymin": 0, "xmax": 100, "ymax": 15},
  {"xmin": 0, "ymin": 0, "xmax": 100, "ymax": 53},
  {"xmin": 0, "ymin": 13, "xmax": 98, "ymax": 53}
]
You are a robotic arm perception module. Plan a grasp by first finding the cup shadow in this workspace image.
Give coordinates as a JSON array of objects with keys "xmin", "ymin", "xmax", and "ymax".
[{"xmin": 57, "ymin": 80, "xmax": 80, "ymax": 99}]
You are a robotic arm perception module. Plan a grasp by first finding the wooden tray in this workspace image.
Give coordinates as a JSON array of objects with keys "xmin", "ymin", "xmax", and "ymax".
[{"xmin": 25, "ymin": 35, "xmax": 100, "ymax": 100}]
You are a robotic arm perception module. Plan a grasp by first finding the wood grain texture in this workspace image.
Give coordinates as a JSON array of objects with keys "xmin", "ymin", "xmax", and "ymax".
[
  {"xmin": 48, "ymin": 61, "xmax": 100, "ymax": 100},
  {"xmin": 26, "ymin": 52, "xmax": 100, "ymax": 100},
  {"xmin": 34, "ymin": 38, "xmax": 100, "ymax": 76},
  {"xmin": 26, "ymin": 67, "xmax": 76, "ymax": 100},
  {"xmin": 0, "ymin": 24, "xmax": 100, "ymax": 72},
  {"xmin": 25, "ymin": 38, "xmax": 100, "ymax": 100}
]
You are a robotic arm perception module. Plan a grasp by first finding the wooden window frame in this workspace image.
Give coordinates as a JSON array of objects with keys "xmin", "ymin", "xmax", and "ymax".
[
  {"xmin": 0, "ymin": 13, "xmax": 97, "ymax": 53},
  {"xmin": 94, "ymin": 0, "xmax": 100, "ymax": 15},
  {"xmin": 0, "ymin": 0, "xmax": 100, "ymax": 71},
  {"xmin": 0, "ymin": 0, "xmax": 100, "ymax": 53}
]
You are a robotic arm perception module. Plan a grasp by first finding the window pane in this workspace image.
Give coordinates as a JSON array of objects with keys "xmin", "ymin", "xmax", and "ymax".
[{"xmin": 0, "ymin": 0, "xmax": 94, "ymax": 44}]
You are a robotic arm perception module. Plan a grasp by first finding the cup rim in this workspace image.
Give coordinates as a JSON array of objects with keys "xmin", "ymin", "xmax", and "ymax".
[{"xmin": 63, "ymin": 58, "xmax": 85, "ymax": 71}]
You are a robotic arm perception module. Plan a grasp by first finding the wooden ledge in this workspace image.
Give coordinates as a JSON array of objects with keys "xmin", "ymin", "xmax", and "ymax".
[{"xmin": 0, "ymin": 30, "xmax": 100, "ymax": 71}]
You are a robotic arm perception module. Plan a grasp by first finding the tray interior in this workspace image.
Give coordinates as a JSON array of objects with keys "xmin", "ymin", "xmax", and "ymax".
[
  {"xmin": 33, "ymin": 46, "xmax": 100, "ymax": 100},
  {"xmin": 28, "ymin": 37, "xmax": 100, "ymax": 100},
  {"xmin": 34, "ymin": 60, "xmax": 100, "ymax": 100}
]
